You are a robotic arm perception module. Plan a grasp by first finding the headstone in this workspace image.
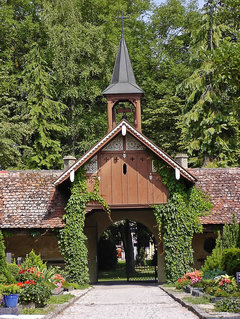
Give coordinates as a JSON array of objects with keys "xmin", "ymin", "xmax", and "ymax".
[
  {"xmin": 6, "ymin": 253, "xmax": 11, "ymax": 264},
  {"xmin": 236, "ymin": 272, "xmax": 240, "ymax": 284},
  {"xmin": 17, "ymin": 257, "xmax": 23, "ymax": 265}
]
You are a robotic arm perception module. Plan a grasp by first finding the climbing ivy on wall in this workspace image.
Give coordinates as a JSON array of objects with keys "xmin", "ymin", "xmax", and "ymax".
[
  {"xmin": 153, "ymin": 159, "xmax": 213, "ymax": 283},
  {"xmin": 59, "ymin": 168, "xmax": 110, "ymax": 285}
]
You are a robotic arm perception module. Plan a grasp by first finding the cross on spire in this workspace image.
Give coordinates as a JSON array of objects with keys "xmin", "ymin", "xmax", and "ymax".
[{"xmin": 116, "ymin": 11, "xmax": 129, "ymax": 37}]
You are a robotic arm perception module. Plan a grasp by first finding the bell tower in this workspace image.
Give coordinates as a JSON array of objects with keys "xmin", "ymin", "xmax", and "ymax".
[{"xmin": 103, "ymin": 13, "xmax": 144, "ymax": 133}]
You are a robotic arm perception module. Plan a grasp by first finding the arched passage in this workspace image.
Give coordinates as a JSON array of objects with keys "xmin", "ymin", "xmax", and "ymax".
[
  {"xmin": 97, "ymin": 219, "xmax": 158, "ymax": 282},
  {"xmin": 84, "ymin": 209, "xmax": 166, "ymax": 283}
]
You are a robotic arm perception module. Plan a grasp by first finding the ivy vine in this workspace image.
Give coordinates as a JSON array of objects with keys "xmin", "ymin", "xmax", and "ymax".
[
  {"xmin": 59, "ymin": 168, "xmax": 110, "ymax": 285},
  {"xmin": 153, "ymin": 159, "xmax": 213, "ymax": 282}
]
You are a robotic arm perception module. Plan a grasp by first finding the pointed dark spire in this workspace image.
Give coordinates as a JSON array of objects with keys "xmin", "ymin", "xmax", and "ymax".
[{"xmin": 103, "ymin": 35, "xmax": 143, "ymax": 95}]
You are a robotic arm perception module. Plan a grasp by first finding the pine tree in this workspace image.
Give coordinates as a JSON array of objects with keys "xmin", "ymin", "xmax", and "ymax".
[
  {"xmin": 21, "ymin": 43, "xmax": 66, "ymax": 169},
  {"xmin": 178, "ymin": 0, "xmax": 239, "ymax": 167}
]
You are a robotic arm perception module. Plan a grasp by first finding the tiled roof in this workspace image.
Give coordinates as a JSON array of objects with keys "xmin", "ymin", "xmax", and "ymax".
[
  {"xmin": 189, "ymin": 168, "xmax": 240, "ymax": 224},
  {"xmin": 0, "ymin": 168, "xmax": 239, "ymax": 228},
  {"xmin": 0, "ymin": 170, "xmax": 65, "ymax": 228}
]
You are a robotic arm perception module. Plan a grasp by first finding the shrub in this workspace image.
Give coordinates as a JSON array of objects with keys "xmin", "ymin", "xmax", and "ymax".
[
  {"xmin": 203, "ymin": 275, "xmax": 238, "ymax": 297},
  {"xmin": 215, "ymin": 298, "xmax": 240, "ymax": 313},
  {"xmin": 0, "ymin": 284, "xmax": 21, "ymax": 295},
  {"xmin": 7, "ymin": 263, "xmax": 20, "ymax": 281},
  {"xmin": 221, "ymin": 248, "xmax": 240, "ymax": 276},
  {"xmin": 97, "ymin": 238, "xmax": 117, "ymax": 271},
  {"xmin": 0, "ymin": 274, "xmax": 6, "ymax": 284},
  {"xmin": 202, "ymin": 268, "xmax": 225, "ymax": 279},
  {"xmin": 0, "ymin": 231, "xmax": 14, "ymax": 284},
  {"xmin": 19, "ymin": 283, "xmax": 51, "ymax": 307},
  {"xmin": 175, "ymin": 279, "xmax": 191, "ymax": 290},
  {"xmin": 21, "ymin": 250, "xmax": 46, "ymax": 271}
]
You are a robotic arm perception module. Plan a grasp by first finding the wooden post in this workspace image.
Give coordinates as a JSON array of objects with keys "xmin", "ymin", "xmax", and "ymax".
[
  {"xmin": 135, "ymin": 99, "xmax": 142, "ymax": 132},
  {"xmin": 107, "ymin": 100, "xmax": 113, "ymax": 132}
]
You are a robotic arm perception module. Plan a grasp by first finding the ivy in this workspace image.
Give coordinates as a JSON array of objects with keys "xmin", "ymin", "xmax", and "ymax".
[
  {"xmin": 153, "ymin": 159, "xmax": 213, "ymax": 282},
  {"xmin": 59, "ymin": 168, "xmax": 110, "ymax": 285}
]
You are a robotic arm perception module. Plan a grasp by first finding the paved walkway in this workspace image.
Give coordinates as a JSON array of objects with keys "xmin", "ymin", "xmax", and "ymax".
[{"xmin": 55, "ymin": 283, "xmax": 199, "ymax": 319}]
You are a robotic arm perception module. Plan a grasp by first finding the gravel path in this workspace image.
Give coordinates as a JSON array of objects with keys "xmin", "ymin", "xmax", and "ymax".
[{"xmin": 55, "ymin": 283, "xmax": 199, "ymax": 319}]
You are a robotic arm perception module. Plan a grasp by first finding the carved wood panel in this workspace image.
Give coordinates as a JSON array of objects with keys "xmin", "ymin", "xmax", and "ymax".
[{"xmin": 97, "ymin": 150, "xmax": 168, "ymax": 206}]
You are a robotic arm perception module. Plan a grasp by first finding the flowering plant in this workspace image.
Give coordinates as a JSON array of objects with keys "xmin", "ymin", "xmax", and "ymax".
[
  {"xmin": 18, "ymin": 267, "xmax": 44, "ymax": 282},
  {"xmin": 203, "ymin": 275, "xmax": 239, "ymax": 297},
  {"xmin": 216, "ymin": 275, "xmax": 238, "ymax": 294},
  {"xmin": 52, "ymin": 274, "xmax": 65, "ymax": 288},
  {"xmin": 176, "ymin": 270, "xmax": 202, "ymax": 289}
]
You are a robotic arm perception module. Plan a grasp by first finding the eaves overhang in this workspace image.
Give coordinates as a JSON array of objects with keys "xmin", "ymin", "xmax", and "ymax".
[{"xmin": 54, "ymin": 120, "xmax": 197, "ymax": 186}]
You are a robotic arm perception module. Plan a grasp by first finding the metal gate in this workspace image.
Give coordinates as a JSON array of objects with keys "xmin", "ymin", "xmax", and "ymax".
[{"xmin": 127, "ymin": 264, "xmax": 158, "ymax": 282}]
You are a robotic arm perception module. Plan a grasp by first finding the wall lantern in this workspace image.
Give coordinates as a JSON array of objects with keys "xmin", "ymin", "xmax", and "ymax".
[
  {"xmin": 122, "ymin": 124, "xmax": 127, "ymax": 136},
  {"xmin": 70, "ymin": 170, "xmax": 75, "ymax": 182},
  {"xmin": 175, "ymin": 167, "xmax": 180, "ymax": 180}
]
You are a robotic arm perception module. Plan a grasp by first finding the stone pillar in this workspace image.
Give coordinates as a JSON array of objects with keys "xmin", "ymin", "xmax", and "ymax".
[
  {"xmin": 63, "ymin": 156, "xmax": 76, "ymax": 171},
  {"xmin": 158, "ymin": 252, "xmax": 166, "ymax": 283},
  {"xmin": 175, "ymin": 153, "xmax": 188, "ymax": 169}
]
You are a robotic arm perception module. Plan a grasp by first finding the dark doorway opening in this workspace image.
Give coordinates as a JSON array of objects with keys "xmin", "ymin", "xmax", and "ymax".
[{"xmin": 97, "ymin": 220, "xmax": 158, "ymax": 283}]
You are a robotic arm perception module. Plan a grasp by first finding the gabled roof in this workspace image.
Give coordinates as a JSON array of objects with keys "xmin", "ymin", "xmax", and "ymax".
[
  {"xmin": 189, "ymin": 168, "xmax": 240, "ymax": 225},
  {"xmin": 54, "ymin": 120, "xmax": 196, "ymax": 186},
  {"xmin": 103, "ymin": 35, "xmax": 143, "ymax": 95},
  {"xmin": 0, "ymin": 170, "xmax": 65, "ymax": 228}
]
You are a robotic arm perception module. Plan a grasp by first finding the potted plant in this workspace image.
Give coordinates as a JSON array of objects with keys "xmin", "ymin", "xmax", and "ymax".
[{"xmin": 0, "ymin": 284, "xmax": 21, "ymax": 308}]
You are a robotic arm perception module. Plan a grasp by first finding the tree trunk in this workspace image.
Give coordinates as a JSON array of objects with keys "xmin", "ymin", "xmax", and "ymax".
[{"xmin": 120, "ymin": 220, "xmax": 135, "ymax": 273}]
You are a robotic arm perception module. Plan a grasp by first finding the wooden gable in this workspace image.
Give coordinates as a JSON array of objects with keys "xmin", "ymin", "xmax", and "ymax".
[
  {"xmin": 54, "ymin": 120, "xmax": 196, "ymax": 209},
  {"xmin": 85, "ymin": 133, "xmax": 168, "ymax": 208}
]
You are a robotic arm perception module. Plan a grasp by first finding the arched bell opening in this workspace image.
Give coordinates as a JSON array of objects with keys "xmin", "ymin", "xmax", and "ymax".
[{"xmin": 112, "ymin": 100, "xmax": 136, "ymax": 127}]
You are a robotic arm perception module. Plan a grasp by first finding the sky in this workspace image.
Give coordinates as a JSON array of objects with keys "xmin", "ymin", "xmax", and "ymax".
[{"xmin": 155, "ymin": 0, "xmax": 205, "ymax": 8}]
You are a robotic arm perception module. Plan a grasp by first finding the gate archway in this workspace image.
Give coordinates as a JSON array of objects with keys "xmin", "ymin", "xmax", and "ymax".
[
  {"xmin": 84, "ymin": 208, "xmax": 166, "ymax": 284},
  {"xmin": 97, "ymin": 219, "xmax": 158, "ymax": 282}
]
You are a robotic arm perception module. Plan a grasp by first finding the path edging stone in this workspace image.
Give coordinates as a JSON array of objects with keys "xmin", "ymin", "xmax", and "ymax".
[
  {"xmin": 44, "ymin": 287, "xmax": 92, "ymax": 319},
  {"xmin": 159, "ymin": 286, "xmax": 240, "ymax": 319}
]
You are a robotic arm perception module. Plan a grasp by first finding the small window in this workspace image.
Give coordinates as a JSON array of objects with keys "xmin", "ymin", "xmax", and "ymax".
[{"xmin": 123, "ymin": 163, "xmax": 127, "ymax": 175}]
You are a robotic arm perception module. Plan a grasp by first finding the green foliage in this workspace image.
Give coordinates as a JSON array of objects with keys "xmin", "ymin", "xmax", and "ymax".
[
  {"xmin": 7, "ymin": 263, "xmax": 20, "ymax": 281},
  {"xmin": 19, "ymin": 283, "xmax": 51, "ymax": 307},
  {"xmin": 202, "ymin": 268, "xmax": 225, "ymax": 280},
  {"xmin": 0, "ymin": 284, "xmax": 21, "ymax": 295},
  {"xmin": 59, "ymin": 168, "xmax": 110, "ymax": 284},
  {"xmin": 98, "ymin": 238, "xmax": 117, "ymax": 271},
  {"xmin": 215, "ymin": 298, "xmax": 240, "ymax": 313},
  {"xmin": 0, "ymin": 230, "xmax": 14, "ymax": 284},
  {"xmin": 21, "ymin": 250, "xmax": 47, "ymax": 271},
  {"xmin": 222, "ymin": 214, "xmax": 239, "ymax": 249},
  {"xmin": 153, "ymin": 160, "xmax": 212, "ymax": 282},
  {"xmin": 202, "ymin": 215, "xmax": 240, "ymax": 274},
  {"xmin": 177, "ymin": 0, "xmax": 240, "ymax": 167},
  {"xmin": 221, "ymin": 248, "xmax": 240, "ymax": 276}
]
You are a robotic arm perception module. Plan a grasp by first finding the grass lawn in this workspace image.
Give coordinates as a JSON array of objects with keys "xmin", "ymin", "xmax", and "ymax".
[
  {"xmin": 98, "ymin": 261, "xmax": 127, "ymax": 281},
  {"xmin": 21, "ymin": 293, "xmax": 75, "ymax": 315},
  {"xmin": 183, "ymin": 296, "xmax": 211, "ymax": 305},
  {"xmin": 98, "ymin": 261, "xmax": 157, "ymax": 282}
]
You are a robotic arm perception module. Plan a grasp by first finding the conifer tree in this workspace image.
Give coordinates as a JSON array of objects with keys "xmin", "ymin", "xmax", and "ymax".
[
  {"xmin": 178, "ymin": 0, "xmax": 239, "ymax": 167},
  {"xmin": 21, "ymin": 43, "xmax": 66, "ymax": 169}
]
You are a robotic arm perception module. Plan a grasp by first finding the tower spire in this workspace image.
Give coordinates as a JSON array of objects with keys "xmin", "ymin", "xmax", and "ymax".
[{"xmin": 103, "ymin": 13, "xmax": 143, "ymax": 133}]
